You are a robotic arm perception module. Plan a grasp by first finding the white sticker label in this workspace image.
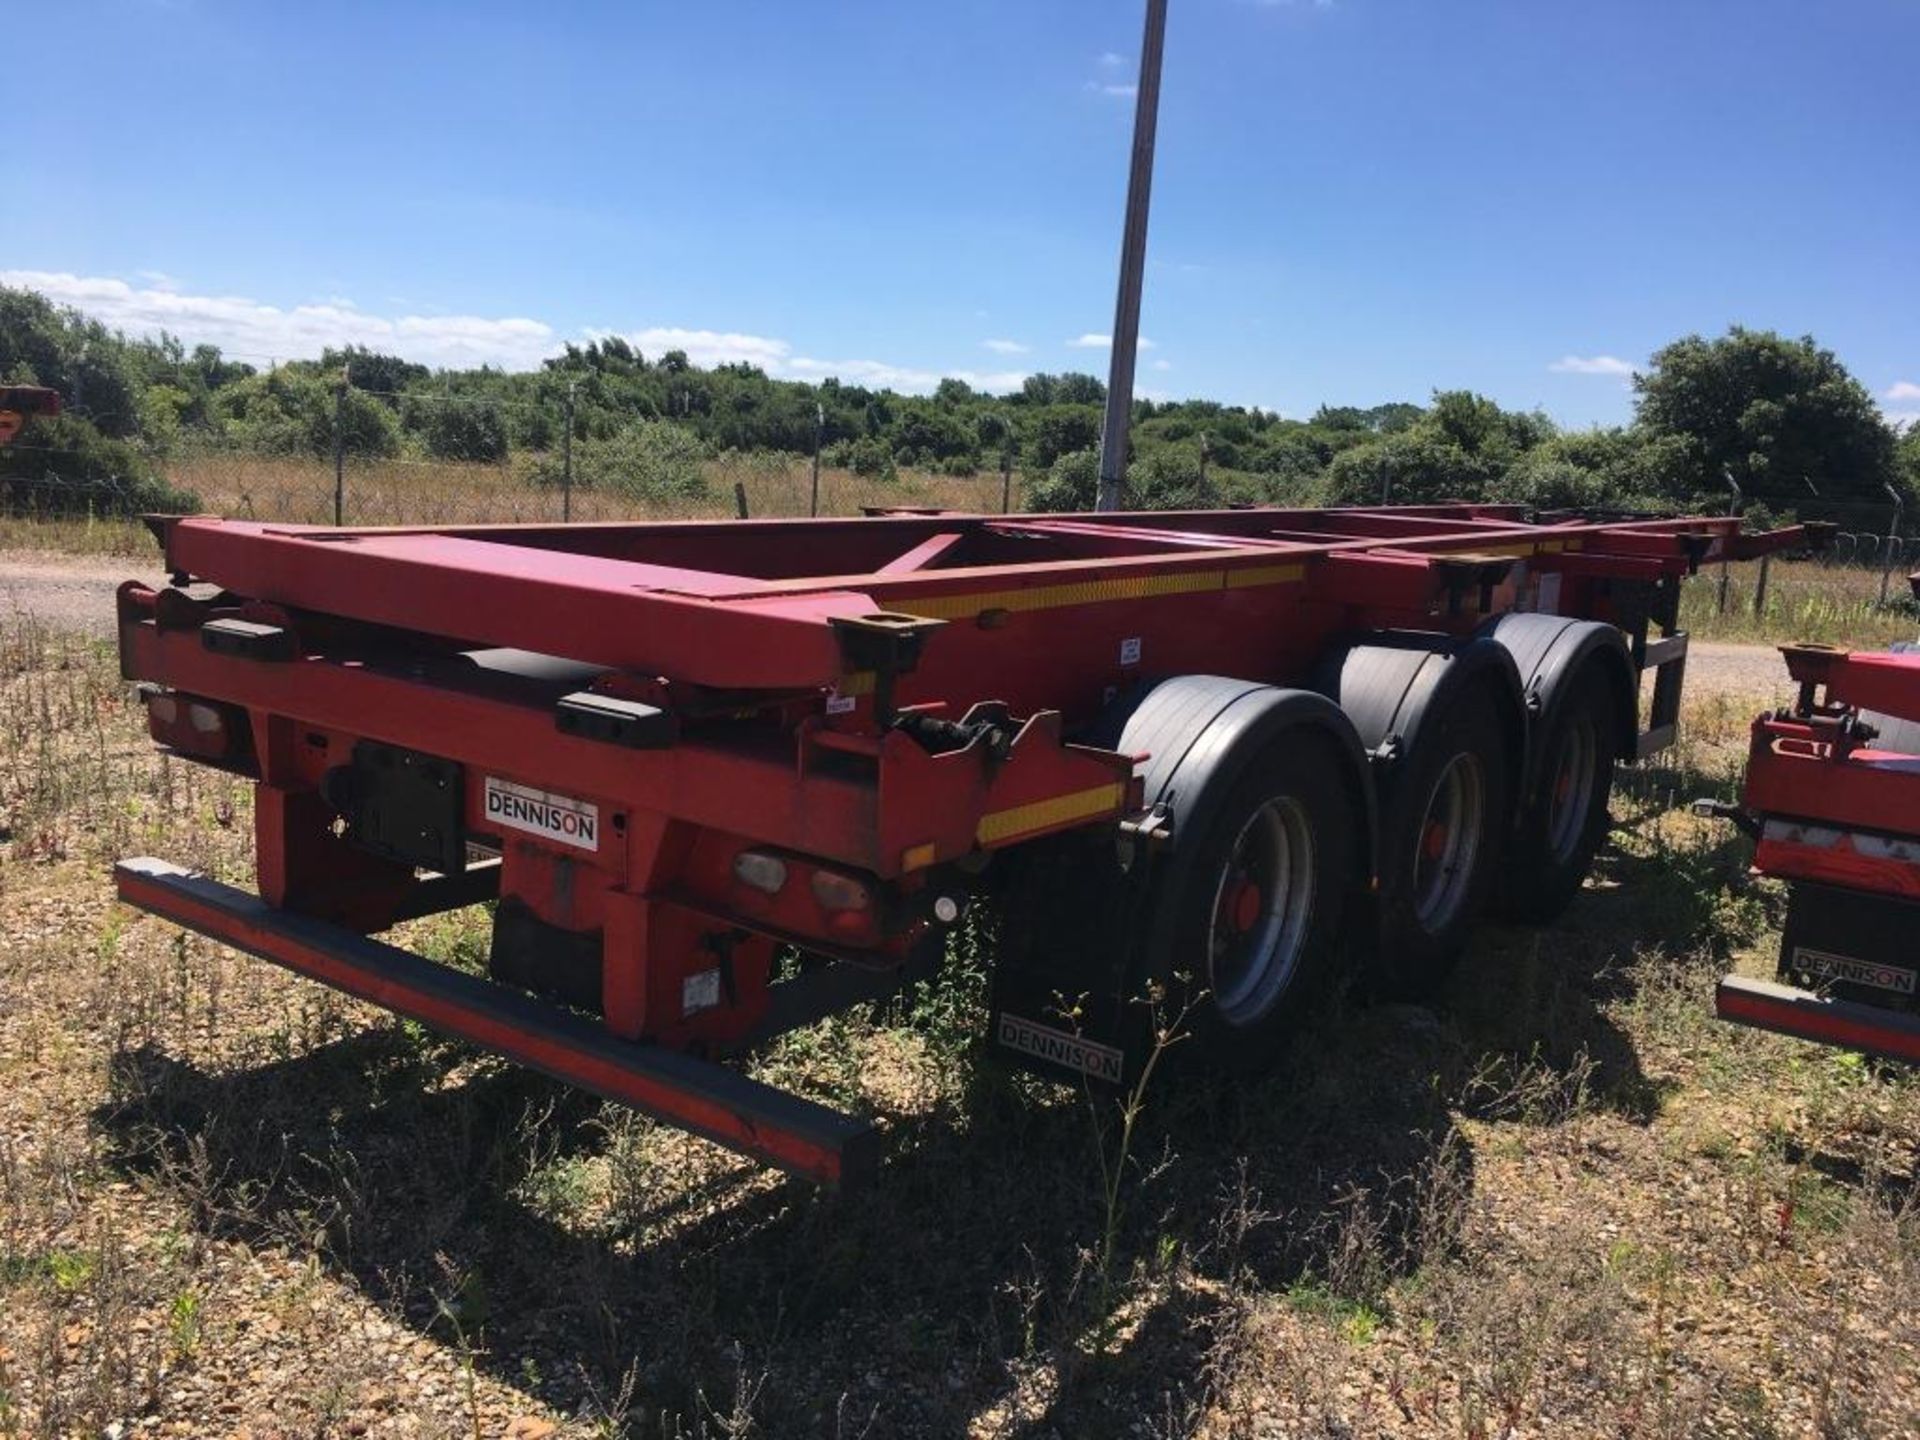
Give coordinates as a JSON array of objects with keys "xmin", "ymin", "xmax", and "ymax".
[
  {"xmin": 1793, "ymin": 945, "xmax": 1918, "ymax": 996},
  {"xmin": 1535, "ymin": 573, "xmax": 1562, "ymax": 615},
  {"xmin": 996, "ymin": 1012, "xmax": 1124, "ymax": 1083},
  {"xmin": 682, "ymin": 968, "xmax": 721, "ymax": 1014},
  {"xmin": 825, "ymin": 689, "xmax": 858, "ymax": 715},
  {"xmin": 1119, "ymin": 636, "xmax": 1142, "ymax": 666},
  {"xmin": 483, "ymin": 776, "xmax": 600, "ymax": 851}
]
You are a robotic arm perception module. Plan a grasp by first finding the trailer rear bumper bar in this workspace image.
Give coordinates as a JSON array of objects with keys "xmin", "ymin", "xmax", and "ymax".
[
  {"xmin": 1714, "ymin": 973, "xmax": 1920, "ymax": 1066},
  {"xmin": 114, "ymin": 858, "xmax": 879, "ymax": 1188}
]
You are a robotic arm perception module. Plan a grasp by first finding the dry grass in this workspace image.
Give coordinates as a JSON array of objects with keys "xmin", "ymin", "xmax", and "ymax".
[
  {"xmin": 1, "ymin": 613, "xmax": 1917, "ymax": 1436},
  {"xmin": 1680, "ymin": 559, "xmax": 1919, "ymax": 649},
  {"xmin": 0, "ymin": 451, "xmax": 1024, "ymax": 558}
]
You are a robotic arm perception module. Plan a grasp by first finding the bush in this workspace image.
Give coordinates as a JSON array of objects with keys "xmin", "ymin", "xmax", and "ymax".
[
  {"xmin": 418, "ymin": 399, "xmax": 509, "ymax": 462},
  {"xmin": 0, "ymin": 414, "xmax": 198, "ymax": 515},
  {"xmin": 1026, "ymin": 448, "xmax": 1099, "ymax": 512},
  {"xmin": 840, "ymin": 435, "xmax": 897, "ymax": 481},
  {"xmin": 217, "ymin": 370, "xmax": 400, "ymax": 460},
  {"xmin": 534, "ymin": 420, "xmax": 709, "ymax": 500}
]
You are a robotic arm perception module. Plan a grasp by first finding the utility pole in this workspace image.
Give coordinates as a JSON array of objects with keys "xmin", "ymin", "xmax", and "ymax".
[{"xmin": 1095, "ymin": 0, "xmax": 1168, "ymax": 512}]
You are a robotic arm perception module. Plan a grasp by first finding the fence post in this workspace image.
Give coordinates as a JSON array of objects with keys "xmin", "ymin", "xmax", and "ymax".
[
  {"xmin": 332, "ymin": 363, "xmax": 348, "ymax": 527},
  {"xmin": 1717, "ymin": 470, "xmax": 1742, "ymax": 615},
  {"xmin": 734, "ymin": 481, "xmax": 749, "ymax": 519},
  {"xmin": 1198, "ymin": 431, "xmax": 1209, "ymax": 491},
  {"xmin": 1378, "ymin": 454, "xmax": 1390, "ymax": 507},
  {"xmin": 1751, "ymin": 551, "xmax": 1771, "ymax": 620},
  {"xmin": 1881, "ymin": 483, "xmax": 1905, "ymax": 607},
  {"xmin": 562, "ymin": 381, "xmax": 575, "ymax": 522},
  {"xmin": 809, "ymin": 403, "xmax": 824, "ymax": 517},
  {"xmin": 1000, "ymin": 428, "xmax": 1015, "ymax": 514}
]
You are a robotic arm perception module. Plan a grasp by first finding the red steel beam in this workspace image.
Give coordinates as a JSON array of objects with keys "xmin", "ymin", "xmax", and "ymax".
[
  {"xmin": 115, "ymin": 858, "xmax": 879, "ymax": 1186},
  {"xmin": 1716, "ymin": 975, "xmax": 1920, "ymax": 1066}
]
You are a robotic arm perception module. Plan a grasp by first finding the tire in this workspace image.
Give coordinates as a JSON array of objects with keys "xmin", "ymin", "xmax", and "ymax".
[
  {"xmin": 1371, "ymin": 684, "xmax": 1512, "ymax": 996},
  {"xmin": 1128, "ymin": 730, "xmax": 1359, "ymax": 1073},
  {"xmin": 1501, "ymin": 663, "xmax": 1620, "ymax": 923}
]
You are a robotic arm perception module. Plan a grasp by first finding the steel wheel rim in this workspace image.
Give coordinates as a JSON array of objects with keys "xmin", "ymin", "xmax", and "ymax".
[
  {"xmin": 1207, "ymin": 796, "xmax": 1316, "ymax": 1026},
  {"xmin": 1411, "ymin": 753, "xmax": 1485, "ymax": 933},
  {"xmin": 1545, "ymin": 713, "xmax": 1599, "ymax": 863}
]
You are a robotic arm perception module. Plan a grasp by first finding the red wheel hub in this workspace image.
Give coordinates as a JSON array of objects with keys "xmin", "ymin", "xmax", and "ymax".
[
  {"xmin": 1226, "ymin": 874, "xmax": 1263, "ymax": 933},
  {"xmin": 1422, "ymin": 819, "xmax": 1450, "ymax": 861}
]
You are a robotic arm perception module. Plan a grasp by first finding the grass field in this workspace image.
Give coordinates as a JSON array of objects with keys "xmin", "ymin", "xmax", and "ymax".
[{"xmin": 1, "ymin": 604, "xmax": 1916, "ymax": 1435}]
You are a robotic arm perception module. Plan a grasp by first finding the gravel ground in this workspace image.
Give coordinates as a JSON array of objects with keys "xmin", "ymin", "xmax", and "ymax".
[{"xmin": 2, "ymin": 550, "xmax": 166, "ymax": 638}]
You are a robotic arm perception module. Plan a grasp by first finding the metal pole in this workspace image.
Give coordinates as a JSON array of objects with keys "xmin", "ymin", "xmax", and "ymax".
[
  {"xmin": 1095, "ymin": 0, "xmax": 1168, "ymax": 513},
  {"xmin": 1000, "ymin": 423, "xmax": 1015, "ymax": 513},
  {"xmin": 1717, "ymin": 470, "xmax": 1742, "ymax": 615},
  {"xmin": 809, "ymin": 402, "xmax": 824, "ymax": 517},
  {"xmin": 332, "ymin": 363, "xmax": 348, "ymax": 527},
  {"xmin": 1881, "ymin": 483, "xmax": 1904, "ymax": 607},
  {"xmin": 562, "ymin": 381, "xmax": 575, "ymax": 522}
]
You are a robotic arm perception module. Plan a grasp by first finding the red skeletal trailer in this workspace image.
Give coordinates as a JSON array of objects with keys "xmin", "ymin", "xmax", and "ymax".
[{"xmin": 114, "ymin": 503, "xmax": 1815, "ymax": 1184}]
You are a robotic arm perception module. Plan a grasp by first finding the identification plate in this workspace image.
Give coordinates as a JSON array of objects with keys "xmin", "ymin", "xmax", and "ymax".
[
  {"xmin": 1793, "ymin": 945, "xmax": 1918, "ymax": 996},
  {"xmin": 482, "ymin": 776, "xmax": 600, "ymax": 851},
  {"xmin": 995, "ymin": 1012, "xmax": 1124, "ymax": 1083}
]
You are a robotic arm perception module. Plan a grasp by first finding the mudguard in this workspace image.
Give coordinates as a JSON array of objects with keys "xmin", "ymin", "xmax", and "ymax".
[
  {"xmin": 988, "ymin": 675, "xmax": 1373, "ymax": 1085},
  {"xmin": 1480, "ymin": 613, "xmax": 1635, "ymax": 801},
  {"xmin": 1316, "ymin": 633, "xmax": 1526, "ymax": 781}
]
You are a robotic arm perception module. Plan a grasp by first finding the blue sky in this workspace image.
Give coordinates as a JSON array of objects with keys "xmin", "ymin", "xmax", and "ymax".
[{"xmin": 4, "ymin": 0, "xmax": 1915, "ymax": 427}]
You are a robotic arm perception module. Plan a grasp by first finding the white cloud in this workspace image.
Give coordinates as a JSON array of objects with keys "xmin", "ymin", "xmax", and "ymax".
[
  {"xmin": 0, "ymin": 268, "xmax": 1028, "ymax": 395},
  {"xmin": 592, "ymin": 325, "xmax": 792, "ymax": 371},
  {"xmin": 783, "ymin": 356, "xmax": 1028, "ymax": 392},
  {"xmin": 1549, "ymin": 354, "xmax": 1636, "ymax": 378},
  {"xmin": 1099, "ymin": 83, "xmax": 1137, "ymax": 98},
  {"xmin": 1097, "ymin": 51, "xmax": 1127, "ymax": 68},
  {"xmin": 1152, "ymin": 358, "xmax": 1172, "ymax": 372},
  {"xmin": 1887, "ymin": 412, "xmax": 1920, "ymax": 433},
  {"xmin": 1885, "ymin": 380, "xmax": 1920, "ymax": 403},
  {"xmin": 1067, "ymin": 332, "xmax": 1155, "ymax": 350},
  {"xmin": 4, "ymin": 268, "xmax": 559, "ymax": 369},
  {"xmin": 981, "ymin": 338, "xmax": 1030, "ymax": 355}
]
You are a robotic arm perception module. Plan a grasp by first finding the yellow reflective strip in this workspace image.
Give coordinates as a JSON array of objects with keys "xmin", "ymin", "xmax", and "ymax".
[
  {"xmin": 1224, "ymin": 562, "xmax": 1306, "ymax": 590},
  {"xmin": 901, "ymin": 841, "xmax": 938, "ymax": 872},
  {"xmin": 976, "ymin": 782, "xmax": 1127, "ymax": 846},
  {"xmin": 835, "ymin": 670, "xmax": 876, "ymax": 696},
  {"xmin": 900, "ymin": 570, "xmax": 1218, "ymax": 620},
  {"xmin": 897, "ymin": 561, "xmax": 1303, "ymax": 620}
]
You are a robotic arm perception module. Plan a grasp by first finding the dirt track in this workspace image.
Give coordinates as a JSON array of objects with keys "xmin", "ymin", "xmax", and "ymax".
[{"xmin": 3, "ymin": 547, "xmax": 1797, "ymax": 701}]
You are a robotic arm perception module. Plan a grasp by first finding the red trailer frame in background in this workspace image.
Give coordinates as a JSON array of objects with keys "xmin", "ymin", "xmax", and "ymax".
[
  {"xmin": 112, "ymin": 504, "xmax": 1818, "ymax": 1183},
  {"xmin": 1712, "ymin": 642, "xmax": 1920, "ymax": 1066}
]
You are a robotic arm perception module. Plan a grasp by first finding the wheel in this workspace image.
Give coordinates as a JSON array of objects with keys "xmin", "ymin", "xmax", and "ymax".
[
  {"xmin": 1500, "ymin": 663, "xmax": 1620, "ymax": 923},
  {"xmin": 1371, "ymin": 683, "xmax": 1512, "ymax": 995},
  {"xmin": 1130, "ymin": 731, "xmax": 1359, "ymax": 1072}
]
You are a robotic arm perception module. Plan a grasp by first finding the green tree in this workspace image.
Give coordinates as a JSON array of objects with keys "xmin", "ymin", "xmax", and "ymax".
[
  {"xmin": 1635, "ymin": 327, "xmax": 1900, "ymax": 506},
  {"xmin": 0, "ymin": 286, "xmax": 146, "ymax": 438}
]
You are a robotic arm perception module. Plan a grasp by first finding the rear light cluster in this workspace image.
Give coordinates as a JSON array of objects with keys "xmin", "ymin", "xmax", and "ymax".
[
  {"xmin": 729, "ymin": 847, "xmax": 963, "ymax": 945},
  {"xmin": 143, "ymin": 688, "xmax": 248, "ymax": 762},
  {"xmin": 731, "ymin": 848, "xmax": 875, "ymax": 940}
]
